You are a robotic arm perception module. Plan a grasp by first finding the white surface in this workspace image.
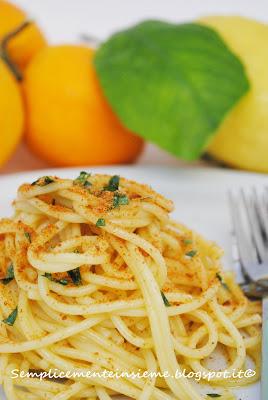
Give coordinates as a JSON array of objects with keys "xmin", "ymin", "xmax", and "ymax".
[
  {"xmin": 10, "ymin": 0, "xmax": 268, "ymax": 44},
  {"xmin": 0, "ymin": 165, "xmax": 267, "ymax": 400}
]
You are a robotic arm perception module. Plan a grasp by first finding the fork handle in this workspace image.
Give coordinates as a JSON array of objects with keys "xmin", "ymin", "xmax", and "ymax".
[{"xmin": 262, "ymin": 297, "xmax": 268, "ymax": 399}]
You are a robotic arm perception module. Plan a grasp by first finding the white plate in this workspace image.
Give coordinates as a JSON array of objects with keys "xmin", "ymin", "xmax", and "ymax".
[{"xmin": 0, "ymin": 164, "xmax": 266, "ymax": 400}]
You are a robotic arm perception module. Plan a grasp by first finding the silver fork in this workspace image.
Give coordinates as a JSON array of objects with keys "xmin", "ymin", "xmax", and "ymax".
[{"xmin": 228, "ymin": 189, "xmax": 268, "ymax": 400}]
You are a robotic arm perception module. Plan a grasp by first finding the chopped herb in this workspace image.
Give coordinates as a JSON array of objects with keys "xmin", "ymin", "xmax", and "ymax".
[
  {"xmin": 161, "ymin": 291, "xmax": 171, "ymax": 307},
  {"xmin": 96, "ymin": 218, "xmax": 106, "ymax": 227},
  {"xmin": 2, "ymin": 307, "xmax": 18, "ymax": 326},
  {"xmin": 74, "ymin": 171, "xmax": 91, "ymax": 188},
  {"xmin": 73, "ymin": 249, "xmax": 80, "ymax": 253},
  {"xmin": 68, "ymin": 268, "xmax": 82, "ymax": 286},
  {"xmin": 24, "ymin": 232, "xmax": 32, "ymax": 243},
  {"xmin": 44, "ymin": 176, "xmax": 54, "ymax": 185},
  {"xmin": 43, "ymin": 272, "xmax": 53, "ymax": 280},
  {"xmin": 113, "ymin": 193, "xmax": 129, "ymax": 208},
  {"xmin": 43, "ymin": 272, "xmax": 68, "ymax": 286},
  {"xmin": 52, "ymin": 198, "xmax": 56, "ymax": 205},
  {"xmin": 83, "ymin": 180, "xmax": 92, "ymax": 188},
  {"xmin": 216, "ymin": 273, "xmax": 230, "ymax": 291},
  {"xmin": 183, "ymin": 239, "xmax": 193, "ymax": 245},
  {"xmin": 1, "ymin": 263, "xmax": 14, "ymax": 285},
  {"xmin": 207, "ymin": 395, "xmax": 221, "ymax": 398},
  {"xmin": 31, "ymin": 178, "xmax": 39, "ymax": 186},
  {"xmin": 57, "ymin": 278, "xmax": 68, "ymax": 285},
  {"xmin": 104, "ymin": 175, "xmax": 120, "ymax": 192},
  {"xmin": 185, "ymin": 250, "xmax": 197, "ymax": 257},
  {"xmin": 31, "ymin": 176, "xmax": 54, "ymax": 186}
]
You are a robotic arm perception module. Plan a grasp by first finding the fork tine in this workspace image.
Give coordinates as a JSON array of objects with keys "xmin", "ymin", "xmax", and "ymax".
[
  {"xmin": 242, "ymin": 188, "xmax": 267, "ymax": 262},
  {"xmin": 260, "ymin": 190, "xmax": 268, "ymax": 236},
  {"xmin": 240, "ymin": 281, "xmax": 268, "ymax": 299},
  {"xmin": 253, "ymin": 188, "xmax": 268, "ymax": 258},
  {"xmin": 255, "ymin": 189, "xmax": 268, "ymax": 241},
  {"xmin": 228, "ymin": 190, "xmax": 257, "ymax": 278}
]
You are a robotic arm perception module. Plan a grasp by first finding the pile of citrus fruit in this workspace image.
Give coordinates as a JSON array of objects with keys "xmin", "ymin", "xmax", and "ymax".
[
  {"xmin": 0, "ymin": 0, "xmax": 143, "ymax": 168},
  {"xmin": 2, "ymin": 0, "xmax": 268, "ymax": 172}
]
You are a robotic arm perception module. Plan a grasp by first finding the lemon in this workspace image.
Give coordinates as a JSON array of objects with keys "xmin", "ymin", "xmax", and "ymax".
[{"xmin": 199, "ymin": 16, "xmax": 268, "ymax": 172}]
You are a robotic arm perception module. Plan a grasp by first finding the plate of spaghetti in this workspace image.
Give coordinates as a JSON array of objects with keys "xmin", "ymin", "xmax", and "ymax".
[{"xmin": 0, "ymin": 166, "xmax": 264, "ymax": 400}]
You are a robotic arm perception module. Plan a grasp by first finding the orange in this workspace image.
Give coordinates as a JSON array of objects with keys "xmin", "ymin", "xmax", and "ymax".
[
  {"xmin": 0, "ymin": 59, "xmax": 24, "ymax": 166},
  {"xmin": 0, "ymin": 0, "xmax": 46, "ymax": 70},
  {"xmin": 24, "ymin": 45, "xmax": 144, "ymax": 166}
]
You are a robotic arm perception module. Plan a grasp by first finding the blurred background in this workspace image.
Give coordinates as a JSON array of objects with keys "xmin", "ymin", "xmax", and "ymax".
[
  {"xmin": 1, "ymin": 0, "xmax": 268, "ymax": 174},
  {"xmin": 11, "ymin": 0, "xmax": 268, "ymax": 42}
]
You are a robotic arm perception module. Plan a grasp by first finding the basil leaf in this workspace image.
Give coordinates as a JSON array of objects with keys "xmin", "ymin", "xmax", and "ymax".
[
  {"xmin": 113, "ymin": 193, "xmax": 129, "ymax": 208},
  {"xmin": 2, "ymin": 307, "xmax": 18, "ymax": 326},
  {"xmin": 96, "ymin": 218, "xmax": 106, "ymax": 227},
  {"xmin": 95, "ymin": 21, "xmax": 249, "ymax": 160},
  {"xmin": 161, "ymin": 291, "xmax": 171, "ymax": 307},
  {"xmin": 68, "ymin": 268, "xmax": 82, "ymax": 286},
  {"xmin": 1, "ymin": 263, "xmax": 14, "ymax": 285},
  {"xmin": 104, "ymin": 175, "xmax": 120, "ymax": 192}
]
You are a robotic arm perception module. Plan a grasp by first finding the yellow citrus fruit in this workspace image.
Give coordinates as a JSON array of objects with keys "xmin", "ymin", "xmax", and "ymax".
[
  {"xmin": 0, "ymin": 0, "xmax": 46, "ymax": 70},
  {"xmin": 24, "ymin": 45, "xmax": 144, "ymax": 166},
  {"xmin": 199, "ymin": 16, "xmax": 268, "ymax": 172},
  {"xmin": 0, "ymin": 60, "xmax": 24, "ymax": 166}
]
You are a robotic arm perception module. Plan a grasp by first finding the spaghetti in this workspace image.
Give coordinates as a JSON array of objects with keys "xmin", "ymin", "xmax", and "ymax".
[{"xmin": 0, "ymin": 173, "xmax": 261, "ymax": 400}]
